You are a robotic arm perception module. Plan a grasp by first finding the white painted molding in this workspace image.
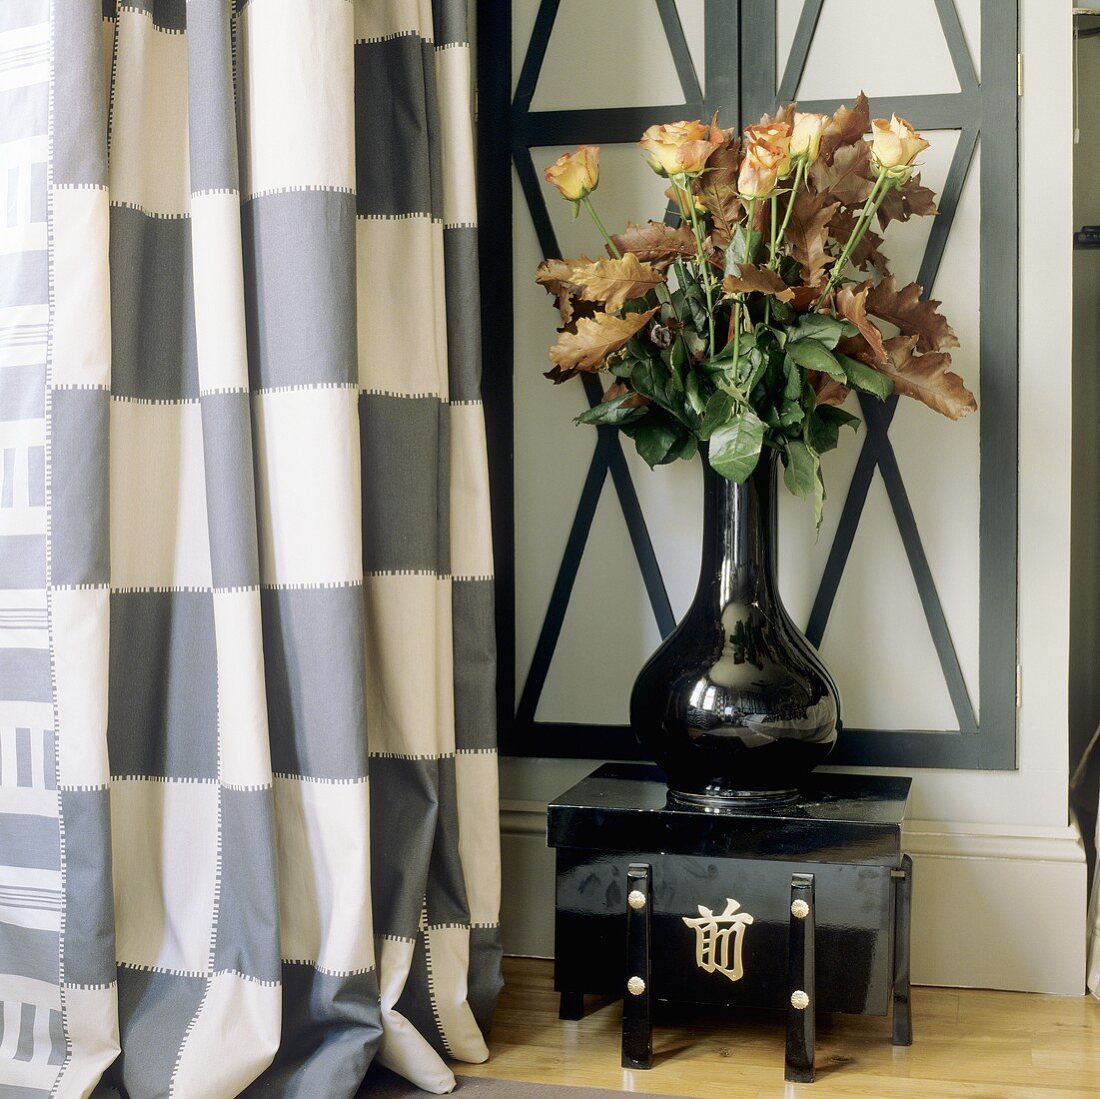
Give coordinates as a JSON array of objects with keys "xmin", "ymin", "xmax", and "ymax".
[{"xmin": 903, "ymin": 819, "xmax": 1086, "ymax": 863}]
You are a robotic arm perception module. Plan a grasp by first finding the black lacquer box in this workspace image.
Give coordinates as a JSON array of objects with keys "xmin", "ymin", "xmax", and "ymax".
[{"xmin": 547, "ymin": 763, "xmax": 914, "ymax": 1083}]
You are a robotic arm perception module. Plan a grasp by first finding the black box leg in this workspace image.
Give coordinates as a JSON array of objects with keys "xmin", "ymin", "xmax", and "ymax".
[
  {"xmin": 559, "ymin": 991, "xmax": 584, "ymax": 1020},
  {"xmin": 892, "ymin": 854, "xmax": 913, "ymax": 1046},
  {"xmin": 621, "ymin": 862, "xmax": 653, "ymax": 1069},
  {"xmin": 785, "ymin": 872, "xmax": 816, "ymax": 1084}
]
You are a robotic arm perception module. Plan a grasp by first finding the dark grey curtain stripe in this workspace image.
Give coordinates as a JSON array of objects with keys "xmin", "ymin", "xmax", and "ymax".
[
  {"xmin": 452, "ymin": 580, "xmax": 497, "ymax": 752},
  {"xmin": 370, "ymin": 755, "xmax": 448, "ymax": 940},
  {"xmin": 199, "ymin": 391, "xmax": 262, "ymax": 589},
  {"xmin": 248, "ymin": 965, "xmax": 382, "ymax": 1099},
  {"xmin": 360, "ymin": 393, "xmax": 450, "ymax": 576},
  {"xmin": 107, "ymin": 591, "xmax": 219, "ymax": 780},
  {"xmin": 215, "ymin": 788, "xmax": 281, "ymax": 983},
  {"xmin": 242, "ymin": 191, "xmax": 359, "ymax": 391},
  {"xmin": 58, "ymin": 789, "xmax": 116, "ymax": 987},
  {"xmin": 52, "ymin": 0, "xmax": 108, "ymax": 186},
  {"xmin": 354, "ymin": 36, "xmax": 444, "ymax": 220},
  {"xmin": 109, "ymin": 207, "xmax": 199, "ymax": 401},
  {"xmin": 443, "ymin": 226, "xmax": 482, "ymax": 402},
  {"xmin": 49, "ymin": 388, "xmax": 109, "ymax": 586},
  {"xmin": 123, "ymin": 0, "xmax": 186, "ymax": 32},
  {"xmin": 426, "ymin": 756, "xmax": 473, "ymax": 926},
  {"xmin": 261, "ymin": 585, "xmax": 369, "ymax": 781},
  {"xmin": 186, "ymin": 0, "xmax": 239, "ymax": 194}
]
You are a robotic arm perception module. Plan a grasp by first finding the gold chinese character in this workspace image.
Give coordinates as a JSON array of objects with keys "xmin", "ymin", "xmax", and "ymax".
[{"xmin": 682, "ymin": 898, "xmax": 754, "ymax": 983}]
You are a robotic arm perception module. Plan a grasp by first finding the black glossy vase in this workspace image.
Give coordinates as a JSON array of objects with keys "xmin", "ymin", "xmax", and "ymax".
[{"xmin": 630, "ymin": 448, "xmax": 840, "ymax": 804}]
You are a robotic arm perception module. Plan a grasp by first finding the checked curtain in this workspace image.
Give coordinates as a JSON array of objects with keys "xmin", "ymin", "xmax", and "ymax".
[{"xmin": 0, "ymin": 0, "xmax": 500, "ymax": 1096}]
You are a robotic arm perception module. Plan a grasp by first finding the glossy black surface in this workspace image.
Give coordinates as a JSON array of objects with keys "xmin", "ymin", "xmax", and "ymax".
[
  {"xmin": 630, "ymin": 453, "xmax": 840, "ymax": 801},
  {"xmin": 549, "ymin": 765, "xmax": 913, "ymax": 1023},
  {"xmin": 548, "ymin": 763, "xmax": 912, "ymax": 864}
]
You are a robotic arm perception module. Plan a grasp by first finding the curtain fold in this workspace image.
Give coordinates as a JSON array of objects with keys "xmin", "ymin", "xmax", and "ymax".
[{"xmin": 0, "ymin": 0, "xmax": 501, "ymax": 1095}]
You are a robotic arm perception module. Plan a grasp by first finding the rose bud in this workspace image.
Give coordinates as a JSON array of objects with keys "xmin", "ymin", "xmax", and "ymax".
[
  {"xmin": 790, "ymin": 112, "xmax": 829, "ymax": 163},
  {"xmin": 737, "ymin": 145, "xmax": 780, "ymax": 199},
  {"xmin": 639, "ymin": 119, "xmax": 730, "ymax": 178},
  {"xmin": 544, "ymin": 145, "xmax": 600, "ymax": 201},
  {"xmin": 870, "ymin": 115, "xmax": 929, "ymax": 181}
]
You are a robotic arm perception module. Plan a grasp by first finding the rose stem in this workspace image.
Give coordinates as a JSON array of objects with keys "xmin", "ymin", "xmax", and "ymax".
[
  {"xmin": 673, "ymin": 174, "xmax": 717, "ymax": 358},
  {"xmin": 581, "ymin": 196, "xmax": 621, "ymax": 259},
  {"xmin": 815, "ymin": 171, "xmax": 891, "ymax": 309}
]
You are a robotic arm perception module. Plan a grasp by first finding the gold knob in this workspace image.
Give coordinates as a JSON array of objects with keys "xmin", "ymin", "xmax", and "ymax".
[
  {"xmin": 628, "ymin": 890, "xmax": 646, "ymax": 910},
  {"xmin": 791, "ymin": 899, "xmax": 810, "ymax": 919},
  {"xmin": 627, "ymin": 975, "xmax": 646, "ymax": 996},
  {"xmin": 790, "ymin": 990, "xmax": 810, "ymax": 1010}
]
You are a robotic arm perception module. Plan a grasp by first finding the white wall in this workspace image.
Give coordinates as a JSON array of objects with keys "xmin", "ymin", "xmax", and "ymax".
[{"xmin": 498, "ymin": 0, "xmax": 1087, "ymax": 994}]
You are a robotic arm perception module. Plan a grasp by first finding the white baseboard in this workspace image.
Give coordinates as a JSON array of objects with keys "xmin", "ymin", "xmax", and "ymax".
[{"xmin": 501, "ymin": 802, "xmax": 1089, "ymax": 995}]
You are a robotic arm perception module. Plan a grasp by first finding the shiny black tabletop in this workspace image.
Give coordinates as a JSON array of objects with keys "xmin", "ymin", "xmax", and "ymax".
[{"xmin": 547, "ymin": 763, "xmax": 912, "ymax": 865}]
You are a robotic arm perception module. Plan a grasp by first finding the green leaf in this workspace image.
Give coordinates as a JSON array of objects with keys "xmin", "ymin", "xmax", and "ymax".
[
  {"xmin": 634, "ymin": 418, "xmax": 681, "ymax": 467},
  {"xmin": 675, "ymin": 434, "xmax": 699, "ymax": 461},
  {"xmin": 699, "ymin": 390, "xmax": 734, "ymax": 439},
  {"xmin": 838, "ymin": 354, "xmax": 894, "ymax": 399},
  {"xmin": 670, "ymin": 337, "xmax": 687, "ymax": 369},
  {"xmin": 813, "ymin": 465, "xmax": 826, "ymax": 532},
  {"xmin": 804, "ymin": 404, "xmax": 856, "ymax": 453},
  {"xmin": 783, "ymin": 439, "xmax": 818, "ymax": 497},
  {"xmin": 631, "ymin": 359, "xmax": 686, "ymax": 420},
  {"xmin": 685, "ymin": 369, "xmax": 706, "ymax": 417},
  {"xmin": 785, "ymin": 339, "xmax": 846, "ymax": 381},
  {"xmin": 574, "ymin": 392, "xmax": 648, "ymax": 427},
  {"xmin": 789, "ymin": 313, "xmax": 847, "ymax": 350},
  {"xmin": 820, "ymin": 404, "xmax": 861, "ymax": 430},
  {"xmin": 736, "ymin": 345, "xmax": 765, "ymax": 388},
  {"xmin": 708, "ymin": 411, "xmax": 765, "ymax": 482},
  {"xmin": 724, "ymin": 225, "xmax": 763, "ymax": 274}
]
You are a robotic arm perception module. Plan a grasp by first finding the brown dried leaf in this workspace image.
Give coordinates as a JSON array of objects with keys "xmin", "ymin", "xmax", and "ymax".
[
  {"xmin": 875, "ymin": 335, "xmax": 976, "ymax": 420},
  {"xmin": 876, "ymin": 173, "xmax": 938, "ymax": 229},
  {"xmin": 692, "ymin": 138, "xmax": 743, "ymax": 247},
  {"xmin": 818, "ymin": 92, "xmax": 870, "ymax": 163},
  {"xmin": 547, "ymin": 306, "xmax": 660, "ymax": 378},
  {"xmin": 785, "ymin": 191, "xmax": 838, "ymax": 282},
  {"xmin": 789, "ymin": 284, "xmax": 824, "ymax": 311},
  {"xmin": 722, "ymin": 263, "xmax": 795, "ymax": 302},
  {"xmin": 828, "ymin": 207, "xmax": 888, "ymax": 273},
  {"xmin": 535, "ymin": 255, "xmax": 595, "ymax": 330},
  {"xmin": 602, "ymin": 380, "xmax": 650, "ymax": 408},
  {"xmin": 760, "ymin": 102, "xmax": 796, "ymax": 128},
  {"xmin": 865, "ymin": 275, "xmax": 959, "ymax": 353},
  {"xmin": 810, "ymin": 141, "xmax": 875, "ymax": 207},
  {"xmin": 835, "ymin": 284, "xmax": 888, "ymax": 366},
  {"xmin": 811, "ymin": 372, "xmax": 851, "ymax": 407},
  {"xmin": 573, "ymin": 254, "xmax": 666, "ymax": 313},
  {"xmin": 609, "ymin": 220, "xmax": 696, "ymax": 272}
]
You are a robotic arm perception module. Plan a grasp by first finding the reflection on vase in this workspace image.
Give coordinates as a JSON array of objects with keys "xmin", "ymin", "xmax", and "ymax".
[{"xmin": 630, "ymin": 449, "xmax": 840, "ymax": 804}]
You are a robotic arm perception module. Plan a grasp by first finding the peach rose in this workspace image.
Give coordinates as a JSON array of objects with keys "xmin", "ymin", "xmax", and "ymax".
[
  {"xmin": 544, "ymin": 146, "xmax": 600, "ymax": 201},
  {"xmin": 790, "ymin": 112, "xmax": 829, "ymax": 162},
  {"xmin": 870, "ymin": 115, "xmax": 929, "ymax": 180},
  {"xmin": 737, "ymin": 146, "xmax": 779, "ymax": 199},
  {"xmin": 743, "ymin": 122, "xmax": 793, "ymax": 178},
  {"xmin": 639, "ymin": 119, "xmax": 730, "ymax": 178}
]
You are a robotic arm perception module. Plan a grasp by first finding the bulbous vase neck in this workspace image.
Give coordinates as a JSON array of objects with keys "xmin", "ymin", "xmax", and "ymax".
[{"xmin": 697, "ymin": 448, "xmax": 779, "ymax": 612}]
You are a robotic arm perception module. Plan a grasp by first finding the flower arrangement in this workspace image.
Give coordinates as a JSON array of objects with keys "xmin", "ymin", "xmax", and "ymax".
[{"xmin": 537, "ymin": 96, "xmax": 975, "ymax": 524}]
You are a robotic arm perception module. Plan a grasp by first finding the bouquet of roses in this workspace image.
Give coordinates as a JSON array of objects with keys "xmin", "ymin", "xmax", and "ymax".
[{"xmin": 537, "ymin": 95, "xmax": 974, "ymax": 525}]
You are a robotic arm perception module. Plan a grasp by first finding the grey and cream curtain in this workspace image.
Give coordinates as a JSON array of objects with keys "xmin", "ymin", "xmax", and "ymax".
[{"xmin": 0, "ymin": 0, "xmax": 500, "ymax": 1095}]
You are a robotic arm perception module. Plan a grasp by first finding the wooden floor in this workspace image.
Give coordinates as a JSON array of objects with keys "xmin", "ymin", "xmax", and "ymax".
[{"xmin": 458, "ymin": 958, "xmax": 1100, "ymax": 1099}]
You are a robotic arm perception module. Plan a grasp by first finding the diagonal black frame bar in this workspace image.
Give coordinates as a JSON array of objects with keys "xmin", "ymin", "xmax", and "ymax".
[
  {"xmin": 806, "ymin": 126, "xmax": 981, "ymax": 742},
  {"xmin": 485, "ymin": 0, "xmax": 1019, "ymax": 768}
]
